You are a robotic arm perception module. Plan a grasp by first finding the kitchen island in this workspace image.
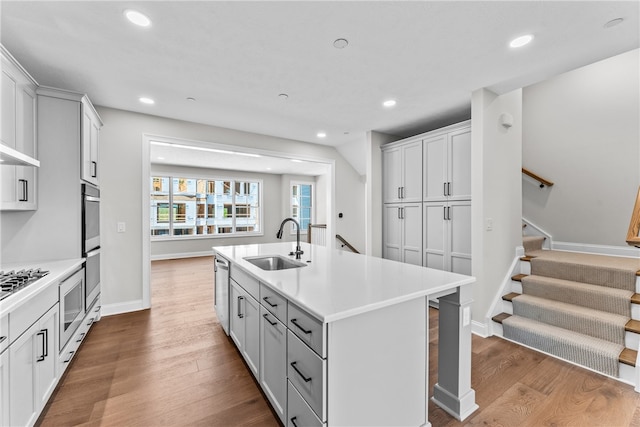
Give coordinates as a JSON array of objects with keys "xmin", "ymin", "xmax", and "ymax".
[{"xmin": 213, "ymin": 242, "xmax": 477, "ymax": 427}]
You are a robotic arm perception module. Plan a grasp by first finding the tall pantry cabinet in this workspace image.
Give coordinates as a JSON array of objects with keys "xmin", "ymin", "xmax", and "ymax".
[{"xmin": 382, "ymin": 121, "xmax": 471, "ymax": 275}]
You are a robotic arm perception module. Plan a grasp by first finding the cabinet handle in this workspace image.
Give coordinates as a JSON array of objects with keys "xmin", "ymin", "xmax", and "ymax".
[
  {"xmin": 262, "ymin": 296, "xmax": 278, "ymax": 308},
  {"xmin": 36, "ymin": 330, "xmax": 46, "ymax": 362},
  {"xmin": 447, "ymin": 182, "xmax": 451, "ymax": 196},
  {"xmin": 444, "ymin": 206, "xmax": 447, "ymax": 220},
  {"xmin": 76, "ymin": 332, "xmax": 86, "ymax": 343},
  {"xmin": 87, "ymin": 318, "xmax": 95, "ymax": 326},
  {"xmin": 443, "ymin": 182, "xmax": 447, "ymax": 197},
  {"xmin": 0, "ymin": 336, "xmax": 6, "ymax": 344},
  {"xmin": 237, "ymin": 296, "xmax": 244, "ymax": 318},
  {"xmin": 290, "ymin": 361, "xmax": 312, "ymax": 382},
  {"xmin": 64, "ymin": 351, "xmax": 75, "ymax": 363},
  {"xmin": 397, "ymin": 187, "xmax": 401, "ymax": 199},
  {"xmin": 290, "ymin": 417, "xmax": 299, "ymax": 427},
  {"xmin": 291, "ymin": 318, "xmax": 312, "ymax": 334},
  {"xmin": 18, "ymin": 179, "xmax": 28, "ymax": 202},
  {"xmin": 401, "ymin": 186, "xmax": 405, "ymax": 199},
  {"xmin": 91, "ymin": 161, "xmax": 97, "ymax": 178},
  {"xmin": 262, "ymin": 313, "xmax": 278, "ymax": 326},
  {"xmin": 447, "ymin": 206, "xmax": 451, "ymax": 220}
]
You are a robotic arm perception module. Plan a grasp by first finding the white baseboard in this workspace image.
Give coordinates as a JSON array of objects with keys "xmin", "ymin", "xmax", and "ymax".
[
  {"xmin": 472, "ymin": 320, "xmax": 489, "ymax": 338},
  {"xmin": 101, "ymin": 299, "xmax": 148, "ymax": 317},
  {"xmin": 552, "ymin": 241, "xmax": 640, "ymax": 258},
  {"xmin": 150, "ymin": 250, "xmax": 213, "ymax": 261}
]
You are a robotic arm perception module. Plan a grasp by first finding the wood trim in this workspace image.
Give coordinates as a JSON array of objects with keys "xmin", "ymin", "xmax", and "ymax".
[
  {"xmin": 522, "ymin": 167, "xmax": 554, "ymax": 188},
  {"xmin": 626, "ymin": 186, "xmax": 640, "ymax": 247}
]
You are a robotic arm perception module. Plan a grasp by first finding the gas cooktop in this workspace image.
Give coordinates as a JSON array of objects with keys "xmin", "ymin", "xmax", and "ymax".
[{"xmin": 0, "ymin": 268, "xmax": 50, "ymax": 301}]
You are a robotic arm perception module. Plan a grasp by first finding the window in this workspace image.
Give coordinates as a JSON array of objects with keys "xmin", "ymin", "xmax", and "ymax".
[
  {"xmin": 291, "ymin": 182, "xmax": 313, "ymax": 234},
  {"xmin": 150, "ymin": 175, "xmax": 261, "ymax": 239}
]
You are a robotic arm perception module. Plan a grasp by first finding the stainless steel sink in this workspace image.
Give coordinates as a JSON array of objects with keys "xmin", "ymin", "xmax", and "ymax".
[{"xmin": 243, "ymin": 255, "xmax": 307, "ymax": 271}]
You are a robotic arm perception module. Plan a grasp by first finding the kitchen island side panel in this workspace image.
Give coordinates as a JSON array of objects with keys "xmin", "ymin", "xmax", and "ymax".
[{"xmin": 327, "ymin": 296, "xmax": 428, "ymax": 426}]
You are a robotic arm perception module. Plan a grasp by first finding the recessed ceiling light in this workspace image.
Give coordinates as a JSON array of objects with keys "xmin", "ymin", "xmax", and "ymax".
[
  {"xmin": 333, "ymin": 38, "xmax": 349, "ymax": 49},
  {"xmin": 124, "ymin": 10, "xmax": 151, "ymax": 27},
  {"xmin": 604, "ymin": 18, "xmax": 624, "ymax": 28},
  {"xmin": 266, "ymin": 167, "xmax": 272, "ymax": 171},
  {"xmin": 317, "ymin": 132, "xmax": 327, "ymax": 138},
  {"xmin": 139, "ymin": 97, "xmax": 155, "ymax": 105},
  {"xmin": 291, "ymin": 159, "xmax": 303, "ymax": 163},
  {"xmin": 157, "ymin": 156, "xmax": 165, "ymax": 160},
  {"xmin": 509, "ymin": 34, "xmax": 534, "ymax": 48},
  {"xmin": 383, "ymin": 100, "xmax": 397, "ymax": 108},
  {"xmin": 278, "ymin": 93, "xmax": 289, "ymax": 100},
  {"xmin": 186, "ymin": 97, "xmax": 196, "ymax": 102}
]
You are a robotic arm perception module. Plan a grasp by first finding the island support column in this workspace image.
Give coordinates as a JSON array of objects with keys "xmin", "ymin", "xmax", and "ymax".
[{"xmin": 432, "ymin": 283, "xmax": 478, "ymax": 421}]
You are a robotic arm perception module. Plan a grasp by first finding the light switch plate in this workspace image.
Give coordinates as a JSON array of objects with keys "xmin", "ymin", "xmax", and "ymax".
[{"xmin": 117, "ymin": 222, "xmax": 126, "ymax": 233}]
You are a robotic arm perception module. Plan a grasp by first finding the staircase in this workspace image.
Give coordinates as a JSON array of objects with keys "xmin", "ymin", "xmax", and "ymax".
[{"xmin": 492, "ymin": 235, "xmax": 640, "ymax": 385}]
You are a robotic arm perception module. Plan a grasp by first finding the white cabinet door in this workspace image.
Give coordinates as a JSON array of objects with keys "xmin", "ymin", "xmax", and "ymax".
[
  {"xmin": 382, "ymin": 146, "xmax": 402, "ymax": 203},
  {"xmin": 0, "ymin": 350, "xmax": 9, "ymax": 426},
  {"xmin": 1, "ymin": 56, "xmax": 17, "ymax": 148},
  {"xmin": 423, "ymin": 134, "xmax": 448, "ymax": 202},
  {"xmin": 449, "ymin": 201, "xmax": 472, "ymax": 275},
  {"xmin": 383, "ymin": 203, "xmax": 422, "ymax": 265},
  {"xmin": 423, "ymin": 201, "xmax": 471, "ymax": 274},
  {"xmin": 229, "ymin": 280, "xmax": 245, "ymax": 351},
  {"xmin": 401, "ymin": 141, "xmax": 423, "ymax": 202},
  {"xmin": 9, "ymin": 321, "xmax": 38, "ymax": 427},
  {"xmin": 9, "ymin": 304, "xmax": 58, "ymax": 427},
  {"xmin": 260, "ymin": 307, "xmax": 287, "ymax": 423},
  {"xmin": 243, "ymin": 291, "xmax": 260, "ymax": 378},
  {"xmin": 230, "ymin": 279, "xmax": 260, "ymax": 378},
  {"xmin": 81, "ymin": 99, "xmax": 101, "ymax": 186},
  {"xmin": 423, "ymin": 201, "xmax": 447, "ymax": 271},
  {"xmin": 383, "ymin": 204, "xmax": 402, "ymax": 262},
  {"xmin": 448, "ymin": 128, "xmax": 472, "ymax": 201},
  {"xmin": 35, "ymin": 306, "xmax": 58, "ymax": 410}
]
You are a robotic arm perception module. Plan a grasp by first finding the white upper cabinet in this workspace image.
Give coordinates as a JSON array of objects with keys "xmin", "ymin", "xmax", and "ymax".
[
  {"xmin": 382, "ymin": 139, "xmax": 422, "ymax": 203},
  {"xmin": 424, "ymin": 125, "xmax": 471, "ymax": 202},
  {"xmin": 1, "ymin": 45, "xmax": 38, "ymax": 210},
  {"xmin": 81, "ymin": 98, "xmax": 102, "ymax": 186}
]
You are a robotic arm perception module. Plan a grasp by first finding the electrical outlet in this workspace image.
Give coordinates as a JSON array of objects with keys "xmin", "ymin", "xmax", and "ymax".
[
  {"xmin": 117, "ymin": 222, "xmax": 126, "ymax": 233},
  {"xmin": 486, "ymin": 218, "xmax": 493, "ymax": 231},
  {"xmin": 463, "ymin": 306, "xmax": 471, "ymax": 326}
]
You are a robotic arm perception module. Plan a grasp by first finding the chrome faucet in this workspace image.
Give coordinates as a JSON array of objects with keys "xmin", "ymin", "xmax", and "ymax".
[{"xmin": 276, "ymin": 218, "xmax": 304, "ymax": 259}]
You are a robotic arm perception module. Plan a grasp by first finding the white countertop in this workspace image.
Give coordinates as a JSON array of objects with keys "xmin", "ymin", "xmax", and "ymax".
[
  {"xmin": 0, "ymin": 258, "xmax": 84, "ymax": 314},
  {"xmin": 213, "ymin": 242, "xmax": 475, "ymax": 323}
]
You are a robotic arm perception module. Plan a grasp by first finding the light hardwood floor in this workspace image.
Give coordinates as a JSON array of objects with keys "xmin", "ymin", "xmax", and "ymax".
[{"xmin": 37, "ymin": 256, "xmax": 640, "ymax": 426}]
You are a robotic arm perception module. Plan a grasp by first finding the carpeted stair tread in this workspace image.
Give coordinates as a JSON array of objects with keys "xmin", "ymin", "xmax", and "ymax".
[
  {"xmin": 530, "ymin": 250, "xmax": 640, "ymax": 291},
  {"xmin": 521, "ymin": 275, "xmax": 633, "ymax": 317},
  {"xmin": 511, "ymin": 294, "xmax": 628, "ymax": 346},
  {"xmin": 523, "ymin": 235, "xmax": 546, "ymax": 254},
  {"xmin": 502, "ymin": 315, "xmax": 624, "ymax": 376},
  {"xmin": 493, "ymin": 312, "xmax": 637, "ymax": 367}
]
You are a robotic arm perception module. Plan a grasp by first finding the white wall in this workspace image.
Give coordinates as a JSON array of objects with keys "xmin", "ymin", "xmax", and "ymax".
[
  {"xmin": 522, "ymin": 49, "xmax": 640, "ymax": 247},
  {"xmin": 471, "ymin": 88, "xmax": 523, "ymax": 326},
  {"xmin": 149, "ymin": 165, "xmax": 284, "ymax": 259},
  {"xmin": 98, "ymin": 107, "xmax": 364, "ymax": 309}
]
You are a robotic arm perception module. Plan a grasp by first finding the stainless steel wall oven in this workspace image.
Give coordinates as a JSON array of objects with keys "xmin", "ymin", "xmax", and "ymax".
[{"xmin": 82, "ymin": 183, "xmax": 100, "ymax": 310}]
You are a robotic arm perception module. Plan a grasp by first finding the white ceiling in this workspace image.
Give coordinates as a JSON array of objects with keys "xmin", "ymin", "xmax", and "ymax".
[{"xmin": 1, "ymin": 1, "xmax": 639, "ymax": 171}]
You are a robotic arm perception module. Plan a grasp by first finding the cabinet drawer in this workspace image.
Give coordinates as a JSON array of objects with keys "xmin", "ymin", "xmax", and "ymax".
[
  {"xmin": 260, "ymin": 283, "xmax": 287, "ymax": 322},
  {"xmin": 0, "ymin": 314, "xmax": 8, "ymax": 353},
  {"xmin": 230, "ymin": 265, "xmax": 259, "ymax": 300},
  {"xmin": 9, "ymin": 282, "xmax": 58, "ymax": 343},
  {"xmin": 287, "ymin": 331, "xmax": 326, "ymax": 421},
  {"xmin": 287, "ymin": 380, "xmax": 324, "ymax": 427},
  {"xmin": 288, "ymin": 303, "xmax": 324, "ymax": 357}
]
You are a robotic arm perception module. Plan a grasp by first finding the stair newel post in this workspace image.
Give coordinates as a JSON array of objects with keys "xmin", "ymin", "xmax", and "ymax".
[{"xmin": 432, "ymin": 283, "xmax": 479, "ymax": 420}]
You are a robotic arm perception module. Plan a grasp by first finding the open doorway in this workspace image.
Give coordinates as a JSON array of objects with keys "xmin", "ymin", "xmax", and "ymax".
[{"xmin": 141, "ymin": 134, "xmax": 335, "ymax": 309}]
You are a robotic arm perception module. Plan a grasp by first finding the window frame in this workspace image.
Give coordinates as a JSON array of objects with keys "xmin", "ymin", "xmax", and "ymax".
[
  {"xmin": 150, "ymin": 174, "xmax": 263, "ymax": 241},
  {"xmin": 289, "ymin": 180, "xmax": 314, "ymax": 235}
]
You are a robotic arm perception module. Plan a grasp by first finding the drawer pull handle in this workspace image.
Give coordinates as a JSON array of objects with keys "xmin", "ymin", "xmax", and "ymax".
[
  {"xmin": 262, "ymin": 296, "xmax": 278, "ymax": 307},
  {"xmin": 76, "ymin": 332, "xmax": 86, "ymax": 343},
  {"xmin": 238, "ymin": 296, "xmax": 244, "ymax": 318},
  {"xmin": 291, "ymin": 318, "xmax": 312, "ymax": 335},
  {"xmin": 87, "ymin": 318, "xmax": 95, "ymax": 326},
  {"xmin": 262, "ymin": 313, "xmax": 278, "ymax": 326},
  {"xmin": 290, "ymin": 416, "xmax": 299, "ymax": 427},
  {"xmin": 290, "ymin": 361, "xmax": 312, "ymax": 383},
  {"xmin": 0, "ymin": 336, "xmax": 6, "ymax": 344},
  {"xmin": 64, "ymin": 351, "xmax": 75, "ymax": 363},
  {"xmin": 36, "ymin": 330, "xmax": 47, "ymax": 362}
]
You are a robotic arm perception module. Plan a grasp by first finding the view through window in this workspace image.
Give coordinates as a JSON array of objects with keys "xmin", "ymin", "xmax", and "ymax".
[
  {"xmin": 151, "ymin": 176, "xmax": 261, "ymax": 238},
  {"xmin": 291, "ymin": 182, "xmax": 313, "ymax": 233}
]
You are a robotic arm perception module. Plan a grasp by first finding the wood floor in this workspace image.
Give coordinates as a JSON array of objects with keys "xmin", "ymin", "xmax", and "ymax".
[{"xmin": 37, "ymin": 256, "xmax": 640, "ymax": 426}]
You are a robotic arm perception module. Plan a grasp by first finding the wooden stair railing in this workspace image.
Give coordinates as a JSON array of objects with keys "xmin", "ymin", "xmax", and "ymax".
[
  {"xmin": 307, "ymin": 224, "xmax": 327, "ymax": 245},
  {"xmin": 627, "ymin": 186, "xmax": 640, "ymax": 247},
  {"xmin": 336, "ymin": 234, "xmax": 360, "ymax": 254},
  {"xmin": 522, "ymin": 167, "xmax": 554, "ymax": 188}
]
